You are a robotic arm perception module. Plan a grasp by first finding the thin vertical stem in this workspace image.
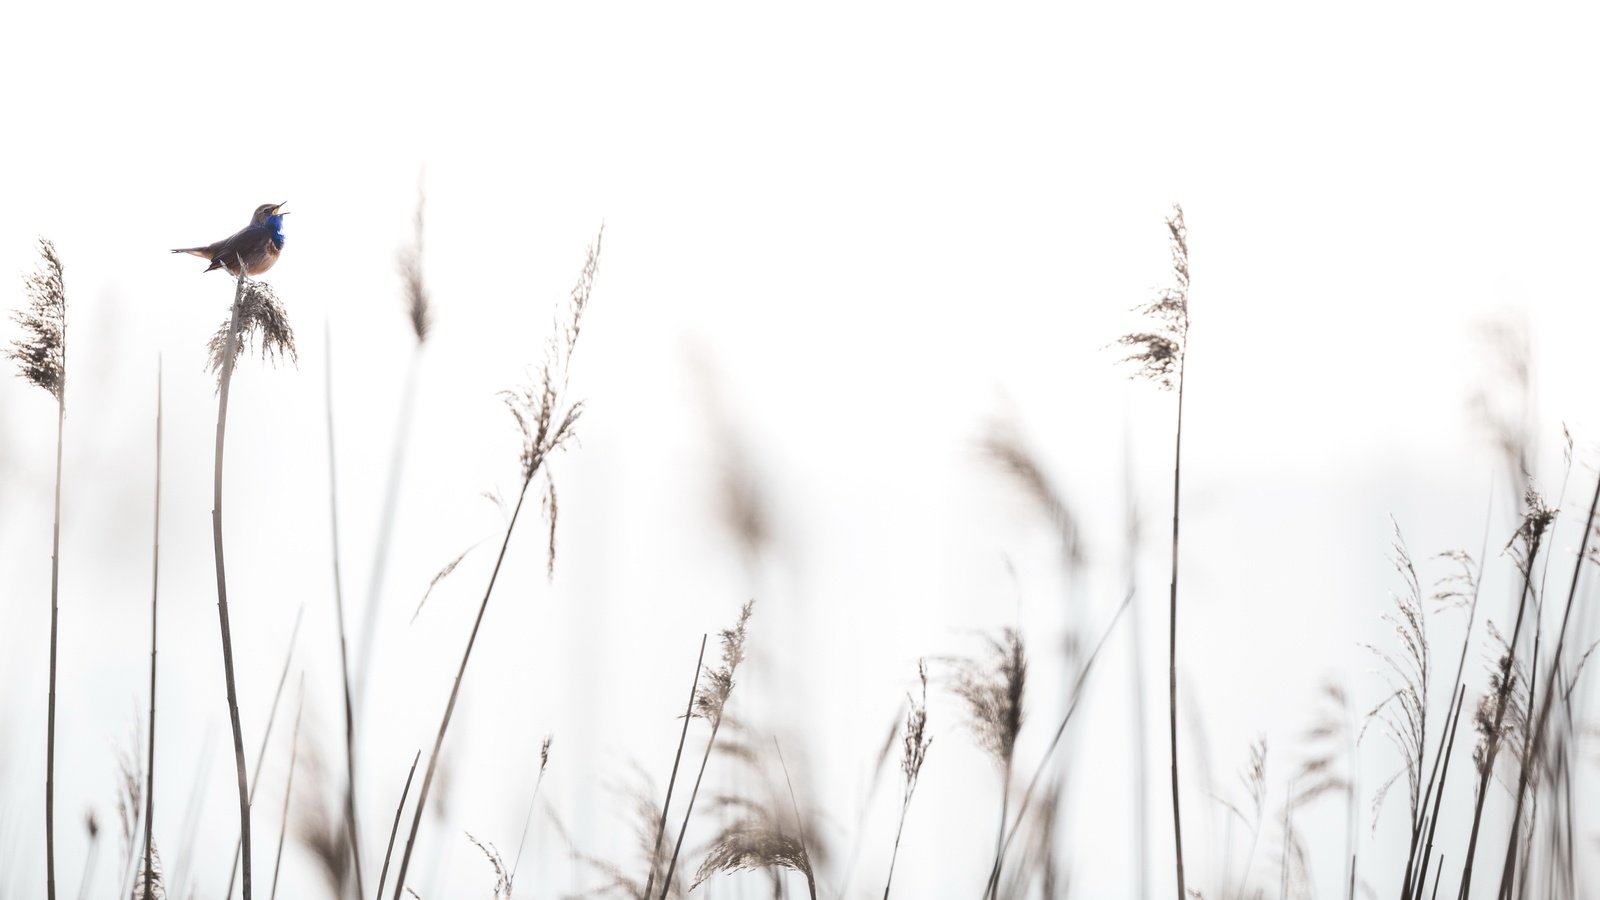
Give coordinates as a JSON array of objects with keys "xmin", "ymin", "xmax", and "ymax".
[
  {"xmin": 270, "ymin": 680, "xmax": 306, "ymax": 900},
  {"xmin": 325, "ymin": 321, "xmax": 366, "ymax": 899},
  {"xmin": 142, "ymin": 358, "xmax": 163, "ymax": 900},
  {"xmin": 643, "ymin": 635, "xmax": 708, "ymax": 898},
  {"xmin": 45, "ymin": 347, "xmax": 65, "ymax": 900},
  {"xmin": 213, "ymin": 266, "xmax": 254, "ymax": 900},
  {"xmin": 774, "ymin": 739, "xmax": 817, "ymax": 900},
  {"xmin": 390, "ymin": 472, "xmax": 537, "ymax": 900},
  {"xmin": 375, "ymin": 751, "xmax": 421, "ymax": 900},
  {"xmin": 227, "ymin": 606, "xmax": 305, "ymax": 899},
  {"xmin": 660, "ymin": 718, "xmax": 725, "ymax": 900},
  {"xmin": 1168, "ymin": 364, "xmax": 1187, "ymax": 900},
  {"xmin": 355, "ymin": 350, "xmax": 422, "ymax": 703}
]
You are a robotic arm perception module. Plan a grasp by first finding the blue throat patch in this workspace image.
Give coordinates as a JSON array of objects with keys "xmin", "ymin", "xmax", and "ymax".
[{"xmin": 267, "ymin": 214, "xmax": 286, "ymax": 249}]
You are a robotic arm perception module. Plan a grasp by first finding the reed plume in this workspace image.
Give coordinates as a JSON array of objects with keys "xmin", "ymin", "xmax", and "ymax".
[
  {"xmin": 1117, "ymin": 203, "xmax": 1191, "ymax": 900},
  {"xmin": 390, "ymin": 229, "xmax": 602, "ymax": 900},
  {"xmin": 950, "ymin": 628, "xmax": 1026, "ymax": 900},
  {"xmin": 7, "ymin": 237, "xmax": 67, "ymax": 900},
  {"xmin": 356, "ymin": 184, "xmax": 435, "ymax": 702}
]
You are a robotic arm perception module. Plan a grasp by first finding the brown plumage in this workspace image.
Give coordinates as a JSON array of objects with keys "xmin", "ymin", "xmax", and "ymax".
[{"xmin": 172, "ymin": 202, "xmax": 287, "ymax": 276}]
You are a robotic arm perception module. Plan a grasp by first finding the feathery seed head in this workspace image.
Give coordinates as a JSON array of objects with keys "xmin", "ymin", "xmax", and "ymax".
[
  {"xmin": 207, "ymin": 279, "xmax": 296, "ymax": 387},
  {"xmin": 8, "ymin": 237, "xmax": 67, "ymax": 401},
  {"xmin": 1117, "ymin": 204, "xmax": 1190, "ymax": 390},
  {"xmin": 694, "ymin": 600, "xmax": 755, "ymax": 728},
  {"xmin": 901, "ymin": 659, "xmax": 932, "ymax": 795},
  {"xmin": 399, "ymin": 188, "xmax": 431, "ymax": 343},
  {"xmin": 950, "ymin": 628, "xmax": 1028, "ymax": 768}
]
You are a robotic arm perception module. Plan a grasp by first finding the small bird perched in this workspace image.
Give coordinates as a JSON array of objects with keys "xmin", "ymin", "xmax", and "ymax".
[{"xmin": 172, "ymin": 202, "xmax": 287, "ymax": 276}]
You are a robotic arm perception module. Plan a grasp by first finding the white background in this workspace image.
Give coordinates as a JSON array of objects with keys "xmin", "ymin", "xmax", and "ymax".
[{"xmin": 2, "ymin": 2, "xmax": 1598, "ymax": 898}]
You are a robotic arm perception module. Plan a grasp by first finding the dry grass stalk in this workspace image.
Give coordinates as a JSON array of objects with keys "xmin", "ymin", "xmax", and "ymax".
[
  {"xmin": 390, "ymin": 230, "xmax": 602, "ymax": 900},
  {"xmin": 883, "ymin": 660, "xmax": 931, "ymax": 900},
  {"xmin": 1458, "ymin": 489, "xmax": 1553, "ymax": 897},
  {"xmin": 376, "ymin": 751, "xmax": 422, "ymax": 900},
  {"xmin": 659, "ymin": 601, "xmax": 755, "ymax": 898},
  {"xmin": 1361, "ymin": 525, "xmax": 1430, "ymax": 852},
  {"xmin": 1296, "ymin": 683, "xmax": 1356, "ymax": 900},
  {"xmin": 642, "ymin": 637, "xmax": 707, "ymax": 899},
  {"xmin": 323, "ymin": 323, "xmax": 366, "ymax": 899},
  {"xmin": 75, "ymin": 810, "xmax": 100, "ymax": 900},
  {"xmin": 269, "ymin": 680, "xmax": 306, "ymax": 900},
  {"xmin": 1118, "ymin": 203, "xmax": 1191, "ymax": 900},
  {"xmin": 142, "ymin": 360, "xmax": 163, "ymax": 900},
  {"xmin": 510, "ymin": 735, "xmax": 554, "ymax": 883},
  {"xmin": 1498, "ymin": 472, "xmax": 1600, "ymax": 897},
  {"xmin": 7, "ymin": 237, "xmax": 67, "ymax": 900},
  {"xmin": 355, "ymin": 183, "xmax": 435, "ymax": 704},
  {"xmin": 986, "ymin": 592, "xmax": 1132, "ymax": 897}
]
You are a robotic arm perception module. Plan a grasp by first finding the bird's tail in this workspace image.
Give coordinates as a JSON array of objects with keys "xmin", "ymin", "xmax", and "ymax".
[{"xmin": 171, "ymin": 246, "xmax": 212, "ymax": 257}]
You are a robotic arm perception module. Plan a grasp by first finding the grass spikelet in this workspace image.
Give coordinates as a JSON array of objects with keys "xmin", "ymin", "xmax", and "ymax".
[
  {"xmin": 467, "ymin": 833, "xmax": 512, "ymax": 899},
  {"xmin": 207, "ymin": 280, "xmax": 297, "ymax": 385}
]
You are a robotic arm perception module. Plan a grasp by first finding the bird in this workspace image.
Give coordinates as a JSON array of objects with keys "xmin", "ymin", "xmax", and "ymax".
[{"xmin": 172, "ymin": 203, "xmax": 287, "ymax": 276}]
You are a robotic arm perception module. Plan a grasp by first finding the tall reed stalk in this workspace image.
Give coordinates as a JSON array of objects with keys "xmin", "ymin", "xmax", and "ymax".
[
  {"xmin": 142, "ymin": 359, "xmax": 163, "ymax": 900},
  {"xmin": 208, "ymin": 265, "xmax": 297, "ymax": 900},
  {"xmin": 1117, "ymin": 205, "xmax": 1191, "ymax": 900},
  {"xmin": 270, "ymin": 679, "xmax": 306, "ymax": 900},
  {"xmin": 325, "ymin": 322, "xmax": 366, "ymax": 899},
  {"xmin": 389, "ymin": 231, "xmax": 600, "ymax": 900},
  {"xmin": 1497, "ymin": 473, "xmax": 1600, "ymax": 897},
  {"xmin": 1457, "ymin": 490, "xmax": 1554, "ymax": 898},
  {"xmin": 6, "ymin": 238, "xmax": 68, "ymax": 900},
  {"xmin": 355, "ymin": 186, "xmax": 433, "ymax": 703},
  {"xmin": 211, "ymin": 266, "xmax": 255, "ymax": 899}
]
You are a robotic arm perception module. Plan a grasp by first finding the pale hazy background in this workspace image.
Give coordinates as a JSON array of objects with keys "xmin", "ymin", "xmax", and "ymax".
[{"xmin": 2, "ymin": 2, "xmax": 1598, "ymax": 898}]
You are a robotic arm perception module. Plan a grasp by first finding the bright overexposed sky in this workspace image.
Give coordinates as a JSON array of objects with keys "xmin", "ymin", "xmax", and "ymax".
[{"xmin": 2, "ymin": 3, "xmax": 1599, "ymax": 898}]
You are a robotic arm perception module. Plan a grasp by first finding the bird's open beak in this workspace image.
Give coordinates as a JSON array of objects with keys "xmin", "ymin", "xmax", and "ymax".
[{"xmin": 273, "ymin": 203, "xmax": 288, "ymax": 214}]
